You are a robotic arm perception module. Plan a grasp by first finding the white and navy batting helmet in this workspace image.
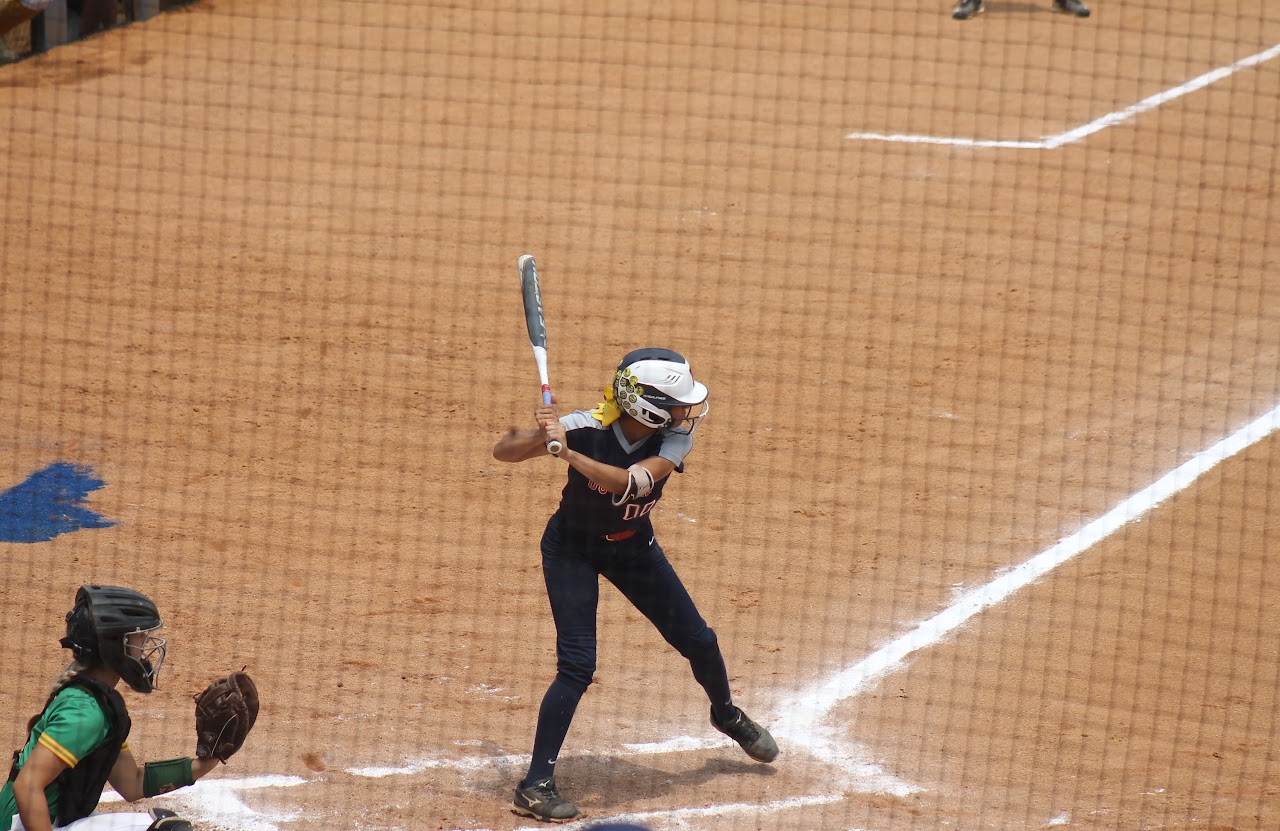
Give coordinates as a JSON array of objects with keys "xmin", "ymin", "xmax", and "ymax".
[{"xmin": 612, "ymin": 348, "xmax": 709, "ymax": 432}]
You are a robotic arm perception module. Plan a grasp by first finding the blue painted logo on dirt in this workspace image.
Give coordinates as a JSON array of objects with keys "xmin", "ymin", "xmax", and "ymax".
[{"xmin": 0, "ymin": 462, "xmax": 115, "ymax": 543}]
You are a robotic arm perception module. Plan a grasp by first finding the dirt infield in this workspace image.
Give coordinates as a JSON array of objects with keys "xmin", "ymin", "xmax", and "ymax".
[{"xmin": 2, "ymin": 1, "xmax": 1278, "ymax": 829}]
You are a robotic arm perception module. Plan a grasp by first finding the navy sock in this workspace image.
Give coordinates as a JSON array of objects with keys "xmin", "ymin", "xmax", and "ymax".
[
  {"xmin": 689, "ymin": 649, "xmax": 737, "ymax": 724},
  {"xmin": 522, "ymin": 677, "xmax": 585, "ymax": 787}
]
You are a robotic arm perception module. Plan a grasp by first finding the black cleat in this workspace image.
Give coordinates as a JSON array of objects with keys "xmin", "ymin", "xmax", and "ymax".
[
  {"xmin": 513, "ymin": 778, "xmax": 580, "ymax": 823},
  {"xmin": 711, "ymin": 706, "xmax": 779, "ymax": 763},
  {"xmin": 1052, "ymin": 0, "xmax": 1091, "ymax": 16},
  {"xmin": 952, "ymin": 0, "xmax": 985, "ymax": 19}
]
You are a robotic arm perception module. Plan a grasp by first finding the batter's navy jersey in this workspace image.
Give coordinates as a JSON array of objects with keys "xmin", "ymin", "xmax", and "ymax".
[{"xmin": 556, "ymin": 410, "xmax": 693, "ymax": 538}]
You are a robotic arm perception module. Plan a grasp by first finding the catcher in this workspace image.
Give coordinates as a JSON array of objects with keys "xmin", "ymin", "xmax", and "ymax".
[{"xmin": 1, "ymin": 585, "xmax": 259, "ymax": 831}]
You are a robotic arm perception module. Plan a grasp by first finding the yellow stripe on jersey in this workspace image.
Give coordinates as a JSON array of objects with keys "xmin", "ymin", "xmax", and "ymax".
[{"xmin": 38, "ymin": 733, "xmax": 80, "ymax": 767}]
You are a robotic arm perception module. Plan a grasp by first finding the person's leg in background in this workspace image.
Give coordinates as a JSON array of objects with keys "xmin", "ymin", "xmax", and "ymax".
[
  {"xmin": 1052, "ymin": 0, "xmax": 1090, "ymax": 17},
  {"xmin": 75, "ymin": 0, "xmax": 121, "ymax": 37},
  {"xmin": 952, "ymin": 0, "xmax": 985, "ymax": 20},
  {"xmin": 0, "ymin": 0, "xmax": 51, "ymax": 61}
]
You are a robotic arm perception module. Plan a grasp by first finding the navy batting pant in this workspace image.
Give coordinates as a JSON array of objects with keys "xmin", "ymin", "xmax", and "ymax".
[{"xmin": 522, "ymin": 512, "xmax": 735, "ymax": 786}]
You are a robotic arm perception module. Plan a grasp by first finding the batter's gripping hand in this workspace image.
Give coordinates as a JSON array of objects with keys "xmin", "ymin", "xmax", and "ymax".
[{"xmin": 194, "ymin": 671, "xmax": 259, "ymax": 763}]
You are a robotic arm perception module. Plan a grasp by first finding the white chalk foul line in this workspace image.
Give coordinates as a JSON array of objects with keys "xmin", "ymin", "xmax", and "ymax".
[
  {"xmin": 846, "ymin": 42, "xmax": 1280, "ymax": 148},
  {"xmin": 776, "ymin": 403, "xmax": 1280, "ymax": 759},
  {"xmin": 844, "ymin": 133, "xmax": 1047, "ymax": 149},
  {"xmin": 348, "ymin": 738, "xmax": 741, "ymax": 779}
]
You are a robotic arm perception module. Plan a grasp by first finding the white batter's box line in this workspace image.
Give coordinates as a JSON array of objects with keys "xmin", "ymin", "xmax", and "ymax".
[
  {"xmin": 101, "ymin": 776, "xmax": 307, "ymax": 831},
  {"xmin": 99, "ymin": 776, "xmax": 307, "ymax": 802},
  {"xmin": 511, "ymin": 793, "xmax": 845, "ymax": 831},
  {"xmin": 846, "ymin": 42, "xmax": 1280, "ymax": 149},
  {"xmin": 347, "ymin": 736, "xmax": 730, "ymax": 779}
]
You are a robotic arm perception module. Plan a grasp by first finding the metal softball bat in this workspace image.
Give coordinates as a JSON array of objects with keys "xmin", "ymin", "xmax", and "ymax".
[{"xmin": 518, "ymin": 254, "xmax": 563, "ymax": 455}]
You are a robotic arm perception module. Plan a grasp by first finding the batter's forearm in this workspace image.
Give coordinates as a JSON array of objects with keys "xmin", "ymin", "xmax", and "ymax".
[
  {"xmin": 493, "ymin": 428, "xmax": 548, "ymax": 462},
  {"xmin": 561, "ymin": 449, "xmax": 628, "ymax": 493}
]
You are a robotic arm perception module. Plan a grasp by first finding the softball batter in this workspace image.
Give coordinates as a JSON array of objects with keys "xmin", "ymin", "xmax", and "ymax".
[
  {"xmin": 494, "ymin": 348, "xmax": 778, "ymax": 823},
  {"xmin": 2, "ymin": 586, "xmax": 224, "ymax": 831}
]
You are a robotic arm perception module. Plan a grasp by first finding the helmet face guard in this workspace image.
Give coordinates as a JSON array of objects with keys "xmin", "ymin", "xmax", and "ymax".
[
  {"xmin": 613, "ymin": 348, "xmax": 709, "ymax": 432},
  {"xmin": 62, "ymin": 585, "xmax": 166, "ymax": 693},
  {"xmin": 116, "ymin": 627, "xmax": 167, "ymax": 693},
  {"xmin": 665, "ymin": 399, "xmax": 710, "ymax": 435}
]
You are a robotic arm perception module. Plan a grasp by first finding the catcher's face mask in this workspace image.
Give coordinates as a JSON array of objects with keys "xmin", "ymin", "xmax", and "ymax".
[{"xmin": 122, "ymin": 626, "xmax": 167, "ymax": 692}]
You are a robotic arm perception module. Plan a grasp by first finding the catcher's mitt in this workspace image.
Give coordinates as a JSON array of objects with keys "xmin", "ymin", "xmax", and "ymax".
[{"xmin": 194, "ymin": 671, "xmax": 259, "ymax": 763}]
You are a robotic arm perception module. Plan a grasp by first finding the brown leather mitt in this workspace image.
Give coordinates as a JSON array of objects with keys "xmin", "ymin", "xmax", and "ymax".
[{"xmin": 194, "ymin": 671, "xmax": 259, "ymax": 763}]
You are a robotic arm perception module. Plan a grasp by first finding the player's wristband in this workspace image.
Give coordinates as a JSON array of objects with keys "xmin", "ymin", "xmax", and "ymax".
[{"xmin": 142, "ymin": 757, "xmax": 194, "ymax": 797}]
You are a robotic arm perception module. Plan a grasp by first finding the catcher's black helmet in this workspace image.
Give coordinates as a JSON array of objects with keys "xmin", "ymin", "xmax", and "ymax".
[{"xmin": 61, "ymin": 585, "xmax": 166, "ymax": 693}]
